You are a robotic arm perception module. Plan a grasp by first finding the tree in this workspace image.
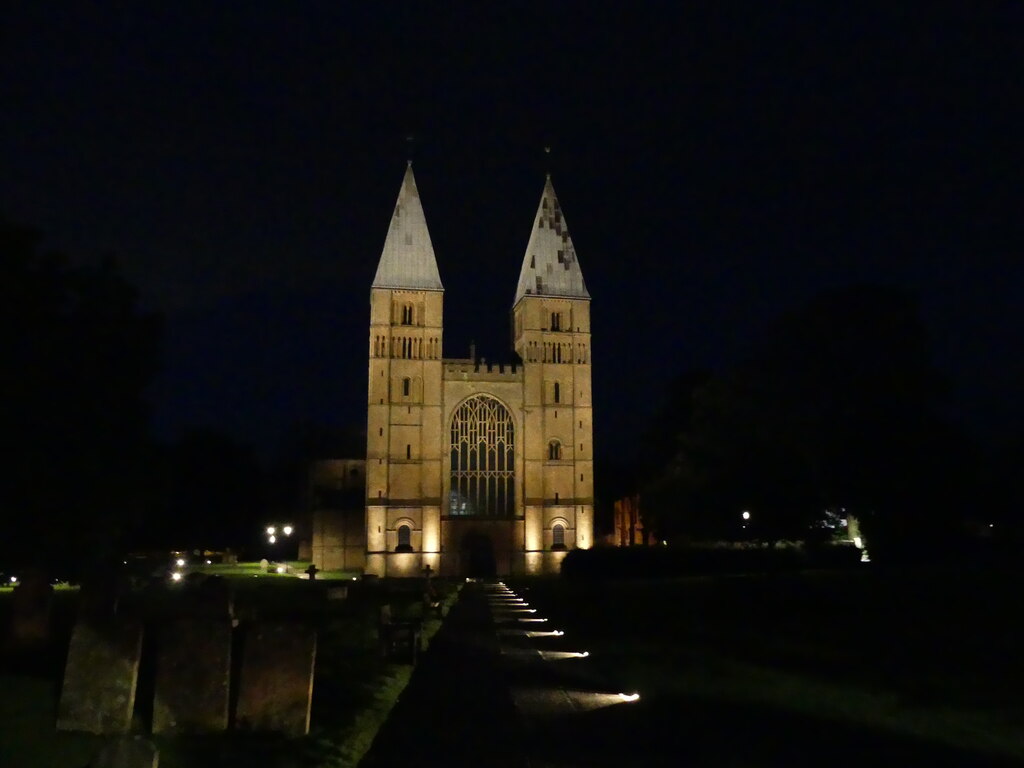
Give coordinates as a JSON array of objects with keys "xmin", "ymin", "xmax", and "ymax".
[
  {"xmin": 645, "ymin": 284, "xmax": 977, "ymax": 557},
  {"xmin": 0, "ymin": 218, "xmax": 162, "ymax": 575}
]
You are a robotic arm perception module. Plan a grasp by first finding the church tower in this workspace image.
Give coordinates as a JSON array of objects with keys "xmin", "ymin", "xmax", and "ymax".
[
  {"xmin": 365, "ymin": 164, "xmax": 444, "ymax": 577},
  {"xmin": 512, "ymin": 176, "xmax": 594, "ymax": 572}
]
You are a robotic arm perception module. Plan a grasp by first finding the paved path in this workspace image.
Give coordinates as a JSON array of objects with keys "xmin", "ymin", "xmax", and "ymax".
[{"xmin": 359, "ymin": 583, "xmax": 527, "ymax": 768}]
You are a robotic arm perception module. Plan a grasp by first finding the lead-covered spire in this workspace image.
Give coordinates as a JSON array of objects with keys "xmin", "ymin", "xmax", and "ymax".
[
  {"xmin": 372, "ymin": 164, "xmax": 444, "ymax": 291},
  {"xmin": 514, "ymin": 176, "xmax": 589, "ymax": 304}
]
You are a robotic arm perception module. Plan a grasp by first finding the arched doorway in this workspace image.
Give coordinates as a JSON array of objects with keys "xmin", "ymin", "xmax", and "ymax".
[{"xmin": 461, "ymin": 532, "xmax": 496, "ymax": 577}]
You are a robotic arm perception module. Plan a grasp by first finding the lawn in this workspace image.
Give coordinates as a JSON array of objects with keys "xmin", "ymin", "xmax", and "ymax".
[
  {"xmin": 511, "ymin": 566, "xmax": 1024, "ymax": 766},
  {"xmin": 0, "ymin": 573, "xmax": 459, "ymax": 768}
]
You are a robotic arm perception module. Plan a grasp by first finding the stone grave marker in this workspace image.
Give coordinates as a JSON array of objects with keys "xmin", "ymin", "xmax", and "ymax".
[
  {"xmin": 152, "ymin": 618, "xmax": 232, "ymax": 734},
  {"xmin": 8, "ymin": 569, "xmax": 53, "ymax": 647},
  {"xmin": 258, "ymin": 558, "xmax": 270, "ymax": 573},
  {"xmin": 58, "ymin": 620, "xmax": 143, "ymax": 734},
  {"xmin": 235, "ymin": 622, "xmax": 317, "ymax": 736},
  {"xmin": 91, "ymin": 736, "xmax": 159, "ymax": 768}
]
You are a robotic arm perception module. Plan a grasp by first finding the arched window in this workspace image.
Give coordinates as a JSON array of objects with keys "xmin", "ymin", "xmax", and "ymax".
[
  {"xmin": 548, "ymin": 440, "xmax": 561, "ymax": 461},
  {"xmin": 449, "ymin": 395, "xmax": 515, "ymax": 517},
  {"xmin": 552, "ymin": 523, "xmax": 566, "ymax": 550},
  {"xmin": 401, "ymin": 304, "xmax": 414, "ymax": 325},
  {"xmin": 396, "ymin": 524, "xmax": 412, "ymax": 552},
  {"xmin": 551, "ymin": 312, "xmax": 561, "ymax": 331}
]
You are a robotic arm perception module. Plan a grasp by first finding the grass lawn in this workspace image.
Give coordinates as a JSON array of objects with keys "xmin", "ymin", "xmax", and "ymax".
[
  {"xmin": 512, "ymin": 566, "xmax": 1024, "ymax": 766},
  {"xmin": 0, "ymin": 575, "xmax": 459, "ymax": 768}
]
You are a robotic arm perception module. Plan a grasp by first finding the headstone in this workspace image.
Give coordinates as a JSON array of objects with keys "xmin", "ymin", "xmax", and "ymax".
[
  {"xmin": 58, "ymin": 620, "xmax": 143, "ymax": 734},
  {"xmin": 91, "ymin": 736, "xmax": 159, "ymax": 768},
  {"xmin": 326, "ymin": 586, "xmax": 348, "ymax": 601},
  {"xmin": 78, "ymin": 568, "xmax": 125, "ymax": 622},
  {"xmin": 258, "ymin": 558, "xmax": 269, "ymax": 573},
  {"xmin": 152, "ymin": 619, "xmax": 232, "ymax": 733},
  {"xmin": 189, "ymin": 575, "xmax": 234, "ymax": 620},
  {"xmin": 235, "ymin": 622, "xmax": 317, "ymax": 736},
  {"xmin": 304, "ymin": 563, "xmax": 318, "ymax": 581},
  {"xmin": 9, "ymin": 569, "xmax": 53, "ymax": 647}
]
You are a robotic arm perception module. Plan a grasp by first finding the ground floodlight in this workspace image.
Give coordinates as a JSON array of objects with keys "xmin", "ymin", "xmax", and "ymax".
[
  {"xmin": 175, "ymin": 558, "xmax": 185, "ymax": 567},
  {"xmin": 618, "ymin": 692, "xmax": 640, "ymax": 702},
  {"xmin": 276, "ymin": 565, "xmax": 286, "ymax": 574},
  {"xmin": 171, "ymin": 572, "xmax": 182, "ymax": 582},
  {"xmin": 283, "ymin": 525, "xmax": 293, "ymax": 535},
  {"xmin": 269, "ymin": 534, "xmax": 277, "ymax": 544}
]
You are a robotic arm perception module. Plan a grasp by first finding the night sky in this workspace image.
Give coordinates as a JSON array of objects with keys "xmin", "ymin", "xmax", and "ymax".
[{"xmin": 3, "ymin": 2, "xmax": 1021, "ymax": 463}]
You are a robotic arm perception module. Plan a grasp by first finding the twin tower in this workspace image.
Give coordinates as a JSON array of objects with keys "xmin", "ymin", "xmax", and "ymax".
[{"xmin": 365, "ymin": 164, "xmax": 595, "ymax": 577}]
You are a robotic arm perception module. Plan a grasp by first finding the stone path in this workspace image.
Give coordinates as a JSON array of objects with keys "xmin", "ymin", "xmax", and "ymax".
[{"xmin": 359, "ymin": 582, "xmax": 527, "ymax": 768}]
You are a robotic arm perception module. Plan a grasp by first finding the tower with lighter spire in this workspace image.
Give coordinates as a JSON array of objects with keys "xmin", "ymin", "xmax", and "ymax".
[{"xmin": 357, "ymin": 166, "xmax": 593, "ymax": 578}]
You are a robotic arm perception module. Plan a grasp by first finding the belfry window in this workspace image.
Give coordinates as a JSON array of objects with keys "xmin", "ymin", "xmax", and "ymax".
[
  {"xmin": 548, "ymin": 440, "xmax": 561, "ymax": 461},
  {"xmin": 551, "ymin": 312, "xmax": 561, "ymax": 331},
  {"xmin": 552, "ymin": 523, "xmax": 566, "ymax": 550},
  {"xmin": 449, "ymin": 395, "xmax": 515, "ymax": 517},
  {"xmin": 401, "ymin": 304, "xmax": 414, "ymax": 325},
  {"xmin": 396, "ymin": 524, "xmax": 412, "ymax": 552}
]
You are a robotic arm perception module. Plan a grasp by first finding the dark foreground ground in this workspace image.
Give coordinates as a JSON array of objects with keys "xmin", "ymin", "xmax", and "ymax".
[{"xmin": 364, "ymin": 569, "xmax": 1024, "ymax": 767}]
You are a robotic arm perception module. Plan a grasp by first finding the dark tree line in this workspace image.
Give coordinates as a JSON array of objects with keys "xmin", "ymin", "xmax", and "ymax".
[
  {"xmin": 640, "ymin": 284, "xmax": 1010, "ymax": 562},
  {"xmin": 1, "ymin": 219, "xmax": 162, "ymax": 575}
]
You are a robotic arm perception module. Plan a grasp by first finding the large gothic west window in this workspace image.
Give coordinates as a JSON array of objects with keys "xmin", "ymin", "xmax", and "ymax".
[{"xmin": 449, "ymin": 395, "xmax": 515, "ymax": 517}]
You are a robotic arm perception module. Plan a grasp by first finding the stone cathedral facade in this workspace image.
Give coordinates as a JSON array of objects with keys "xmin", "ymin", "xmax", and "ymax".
[{"xmin": 363, "ymin": 164, "xmax": 594, "ymax": 577}]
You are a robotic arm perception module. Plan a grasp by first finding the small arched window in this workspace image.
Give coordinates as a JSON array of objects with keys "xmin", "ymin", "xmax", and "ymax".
[
  {"xmin": 552, "ymin": 523, "xmax": 566, "ymax": 550},
  {"xmin": 551, "ymin": 312, "xmax": 561, "ymax": 331},
  {"xmin": 397, "ymin": 524, "xmax": 412, "ymax": 552},
  {"xmin": 548, "ymin": 440, "xmax": 561, "ymax": 461},
  {"xmin": 401, "ymin": 304, "xmax": 414, "ymax": 325}
]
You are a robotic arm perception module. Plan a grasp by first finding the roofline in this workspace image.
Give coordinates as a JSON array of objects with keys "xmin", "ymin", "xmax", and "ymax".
[
  {"xmin": 370, "ymin": 285, "xmax": 445, "ymax": 293},
  {"xmin": 512, "ymin": 292, "xmax": 591, "ymax": 310}
]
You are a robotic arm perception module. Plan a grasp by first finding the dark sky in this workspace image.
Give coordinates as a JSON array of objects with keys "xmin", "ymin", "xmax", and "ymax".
[{"xmin": 2, "ymin": 2, "xmax": 1021, "ymax": 461}]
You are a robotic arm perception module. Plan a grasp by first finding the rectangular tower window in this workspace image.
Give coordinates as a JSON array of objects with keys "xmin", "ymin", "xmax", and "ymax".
[
  {"xmin": 379, "ymin": 427, "xmax": 383, "ymax": 436},
  {"xmin": 406, "ymin": 444, "xmax": 411, "ymax": 460},
  {"xmin": 554, "ymin": 382, "xmax": 560, "ymax": 403}
]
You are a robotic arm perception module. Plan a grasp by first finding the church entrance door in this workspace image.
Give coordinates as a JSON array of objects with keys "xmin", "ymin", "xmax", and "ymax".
[{"xmin": 460, "ymin": 532, "xmax": 496, "ymax": 578}]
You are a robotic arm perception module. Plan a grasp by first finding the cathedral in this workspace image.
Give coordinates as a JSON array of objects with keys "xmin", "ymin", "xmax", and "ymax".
[{"xmin": 318, "ymin": 164, "xmax": 595, "ymax": 577}]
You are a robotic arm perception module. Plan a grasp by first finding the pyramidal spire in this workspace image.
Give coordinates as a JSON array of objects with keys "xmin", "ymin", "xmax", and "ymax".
[
  {"xmin": 372, "ymin": 163, "xmax": 444, "ymax": 291},
  {"xmin": 514, "ymin": 175, "xmax": 589, "ymax": 304}
]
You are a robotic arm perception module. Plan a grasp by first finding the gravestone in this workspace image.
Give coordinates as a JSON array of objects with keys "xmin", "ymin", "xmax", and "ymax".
[
  {"xmin": 91, "ymin": 736, "xmax": 159, "ymax": 767},
  {"xmin": 9, "ymin": 569, "xmax": 53, "ymax": 647},
  {"xmin": 58, "ymin": 620, "xmax": 143, "ymax": 734},
  {"xmin": 326, "ymin": 586, "xmax": 348, "ymax": 601},
  {"xmin": 258, "ymin": 558, "xmax": 269, "ymax": 573},
  {"xmin": 235, "ymin": 622, "xmax": 317, "ymax": 736},
  {"xmin": 189, "ymin": 575, "xmax": 234, "ymax": 620},
  {"xmin": 153, "ymin": 619, "xmax": 232, "ymax": 733}
]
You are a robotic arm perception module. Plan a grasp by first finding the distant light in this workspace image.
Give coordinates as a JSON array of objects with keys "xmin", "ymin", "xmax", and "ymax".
[
  {"xmin": 989, "ymin": 523, "xmax": 995, "ymax": 529},
  {"xmin": 352, "ymin": 577, "xmax": 358, "ymax": 581},
  {"xmin": 618, "ymin": 692, "xmax": 640, "ymax": 702},
  {"xmin": 283, "ymin": 525, "xmax": 293, "ymax": 536},
  {"xmin": 661, "ymin": 540, "xmax": 667, "ymax": 546},
  {"xmin": 266, "ymin": 526, "xmax": 276, "ymax": 535},
  {"xmin": 577, "ymin": 651, "xmax": 590, "ymax": 658},
  {"xmin": 205, "ymin": 559, "xmax": 212, "ymax": 565},
  {"xmin": 742, "ymin": 511, "xmax": 751, "ymax": 521},
  {"xmin": 552, "ymin": 630, "xmax": 564, "ymax": 636},
  {"xmin": 10, "ymin": 576, "xmax": 17, "ymax": 584},
  {"xmin": 276, "ymin": 565, "xmax": 286, "ymax": 574},
  {"xmin": 171, "ymin": 572, "xmax": 182, "ymax": 582},
  {"xmin": 853, "ymin": 536, "xmax": 863, "ymax": 549},
  {"xmin": 268, "ymin": 534, "xmax": 277, "ymax": 544},
  {"xmin": 175, "ymin": 558, "xmax": 185, "ymax": 567}
]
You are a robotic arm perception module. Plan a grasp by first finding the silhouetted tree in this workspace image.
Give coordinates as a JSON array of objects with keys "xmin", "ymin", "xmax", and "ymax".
[
  {"xmin": 645, "ymin": 284, "xmax": 979, "ymax": 558},
  {"xmin": 0, "ymin": 219, "xmax": 162, "ymax": 576}
]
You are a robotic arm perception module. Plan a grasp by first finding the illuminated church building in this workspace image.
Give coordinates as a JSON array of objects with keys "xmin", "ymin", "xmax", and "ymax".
[{"xmin": 363, "ymin": 164, "xmax": 594, "ymax": 577}]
